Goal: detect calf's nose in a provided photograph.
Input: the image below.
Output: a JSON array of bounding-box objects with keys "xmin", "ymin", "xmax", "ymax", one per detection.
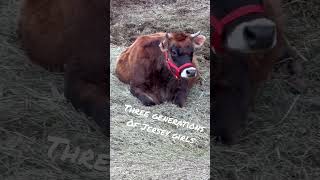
[
  {"xmin": 244, "ymin": 24, "xmax": 276, "ymax": 49},
  {"xmin": 186, "ymin": 69, "xmax": 196, "ymax": 77}
]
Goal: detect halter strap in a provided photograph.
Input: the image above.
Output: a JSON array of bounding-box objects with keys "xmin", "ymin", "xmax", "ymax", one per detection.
[
  {"xmin": 211, "ymin": 5, "xmax": 265, "ymax": 53},
  {"xmin": 163, "ymin": 51, "xmax": 194, "ymax": 79}
]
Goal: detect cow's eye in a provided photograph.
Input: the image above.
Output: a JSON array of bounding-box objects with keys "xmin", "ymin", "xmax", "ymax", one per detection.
[{"xmin": 171, "ymin": 49, "xmax": 178, "ymax": 56}]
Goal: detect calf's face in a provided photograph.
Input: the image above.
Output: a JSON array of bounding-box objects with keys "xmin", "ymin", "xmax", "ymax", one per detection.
[
  {"xmin": 160, "ymin": 32, "xmax": 206, "ymax": 79},
  {"xmin": 211, "ymin": 0, "xmax": 282, "ymax": 144},
  {"xmin": 212, "ymin": 0, "xmax": 277, "ymax": 53}
]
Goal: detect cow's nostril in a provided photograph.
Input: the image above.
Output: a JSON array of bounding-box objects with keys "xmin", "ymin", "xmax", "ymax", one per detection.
[
  {"xmin": 244, "ymin": 26, "xmax": 257, "ymax": 43},
  {"xmin": 244, "ymin": 25, "xmax": 276, "ymax": 49},
  {"xmin": 186, "ymin": 69, "xmax": 196, "ymax": 77}
]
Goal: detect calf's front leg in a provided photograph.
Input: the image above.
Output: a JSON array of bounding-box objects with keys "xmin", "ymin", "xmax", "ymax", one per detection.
[
  {"xmin": 173, "ymin": 89, "xmax": 188, "ymax": 107},
  {"xmin": 129, "ymin": 84, "xmax": 156, "ymax": 106},
  {"xmin": 173, "ymin": 80, "xmax": 189, "ymax": 107},
  {"xmin": 64, "ymin": 61, "xmax": 109, "ymax": 135}
]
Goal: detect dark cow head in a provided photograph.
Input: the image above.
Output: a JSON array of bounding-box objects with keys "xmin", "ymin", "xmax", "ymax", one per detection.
[
  {"xmin": 211, "ymin": 0, "xmax": 281, "ymax": 144},
  {"xmin": 159, "ymin": 32, "xmax": 206, "ymax": 79},
  {"xmin": 211, "ymin": 0, "xmax": 277, "ymax": 54}
]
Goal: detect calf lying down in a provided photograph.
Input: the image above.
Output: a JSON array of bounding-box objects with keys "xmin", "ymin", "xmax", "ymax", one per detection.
[{"xmin": 116, "ymin": 32, "xmax": 206, "ymax": 107}]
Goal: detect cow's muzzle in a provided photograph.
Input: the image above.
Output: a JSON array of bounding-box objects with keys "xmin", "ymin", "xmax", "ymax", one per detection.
[
  {"xmin": 163, "ymin": 51, "xmax": 196, "ymax": 79},
  {"xmin": 227, "ymin": 18, "xmax": 277, "ymax": 52},
  {"xmin": 181, "ymin": 67, "xmax": 197, "ymax": 78},
  {"xmin": 211, "ymin": 5, "xmax": 276, "ymax": 54}
]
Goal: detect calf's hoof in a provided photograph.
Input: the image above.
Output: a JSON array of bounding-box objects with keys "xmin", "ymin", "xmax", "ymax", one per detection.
[
  {"xmin": 173, "ymin": 99, "xmax": 184, "ymax": 108},
  {"xmin": 139, "ymin": 95, "xmax": 156, "ymax": 106},
  {"xmin": 173, "ymin": 93, "xmax": 186, "ymax": 108},
  {"xmin": 214, "ymin": 128, "xmax": 243, "ymax": 145},
  {"xmin": 129, "ymin": 88, "xmax": 156, "ymax": 106}
]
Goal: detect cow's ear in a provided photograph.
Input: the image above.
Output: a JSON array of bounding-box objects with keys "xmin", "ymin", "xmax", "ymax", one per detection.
[
  {"xmin": 193, "ymin": 35, "xmax": 206, "ymax": 48},
  {"xmin": 159, "ymin": 33, "xmax": 172, "ymax": 52},
  {"xmin": 159, "ymin": 41, "xmax": 168, "ymax": 52}
]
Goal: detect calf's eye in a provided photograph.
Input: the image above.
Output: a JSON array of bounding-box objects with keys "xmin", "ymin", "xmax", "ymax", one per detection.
[{"xmin": 171, "ymin": 49, "xmax": 178, "ymax": 56}]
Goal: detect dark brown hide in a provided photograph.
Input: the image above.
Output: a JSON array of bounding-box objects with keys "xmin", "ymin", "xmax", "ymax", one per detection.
[
  {"xmin": 116, "ymin": 32, "xmax": 201, "ymax": 107},
  {"xmin": 19, "ymin": 0, "xmax": 109, "ymax": 134}
]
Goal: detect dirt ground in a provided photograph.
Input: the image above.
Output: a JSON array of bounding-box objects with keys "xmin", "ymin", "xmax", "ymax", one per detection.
[{"xmin": 0, "ymin": 0, "xmax": 319, "ymax": 180}]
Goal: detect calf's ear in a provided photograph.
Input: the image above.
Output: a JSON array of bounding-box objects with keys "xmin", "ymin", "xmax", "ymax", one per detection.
[
  {"xmin": 159, "ymin": 41, "xmax": 168, "ymax": 52},
  {"xmin": 193, "ymin": 35, "xmax": 206, "ymax": 48},
  {"xmin": 159, "ymin": 33, "xmax": 172, "ymax": 52}
]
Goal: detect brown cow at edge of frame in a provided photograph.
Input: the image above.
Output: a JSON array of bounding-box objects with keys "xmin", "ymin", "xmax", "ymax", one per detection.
[
  {"xmin": 211, "ymin": 0, "xmax": 286, "ymax": 144},
  {"xmin": 115, "ymin": 32, "xmax": 206, "ymax": 107},
  {"xmin": 18, "ymin": 0, "xmax": 109, "ymax": 134}
]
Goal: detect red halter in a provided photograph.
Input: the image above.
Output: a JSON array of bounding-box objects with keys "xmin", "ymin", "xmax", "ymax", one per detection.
[
  {"xmin": 211, "ymin": 5, "xmax": 265, "ymax": 53},
  {"xmin": 163, "ymin": 51, "xmax": 194, "ymax": 79}
]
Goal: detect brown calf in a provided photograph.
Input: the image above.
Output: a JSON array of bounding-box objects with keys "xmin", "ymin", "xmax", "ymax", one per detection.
[
  {"xmin": 116, "ymin": 32, "xmax": 206, "ymax": 107},
  {"xmin": 18, "ymin": 0, "xmax": 109, "ymax": 134},
  {"xmin": 211, "ymin": 0, "xmax": 285, "ymax": 144}
]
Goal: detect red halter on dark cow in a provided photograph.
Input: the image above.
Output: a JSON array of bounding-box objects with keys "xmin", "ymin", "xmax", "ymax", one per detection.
[
  {"xmin": 211, "ymin": 5, "xmax": 265, "ymax": 53},
  {"xmin": 163, "ymin": 51, "xmax": 195, "ymax": 79}
]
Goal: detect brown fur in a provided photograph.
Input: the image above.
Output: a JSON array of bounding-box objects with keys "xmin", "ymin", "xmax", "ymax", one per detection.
[
  {"xmin": 18, "ymin": 0, "xmax": 109, "ymax": 134},
  {"xmin": 212, "ymin": 0, "xmax": 285, "ymax": 144},
  {"xmin": 116, "ymin": 32, "xmax": 200, "ymax": 107}
]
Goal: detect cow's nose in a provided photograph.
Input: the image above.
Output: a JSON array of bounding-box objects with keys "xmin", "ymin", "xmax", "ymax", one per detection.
[
  {"xmin": 244, "ymin": 24, "xmax": 276, "ymax": 49},
  {"xmin": 186, "ymin": 69, "xmax": 196, "ymax": 77}
]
